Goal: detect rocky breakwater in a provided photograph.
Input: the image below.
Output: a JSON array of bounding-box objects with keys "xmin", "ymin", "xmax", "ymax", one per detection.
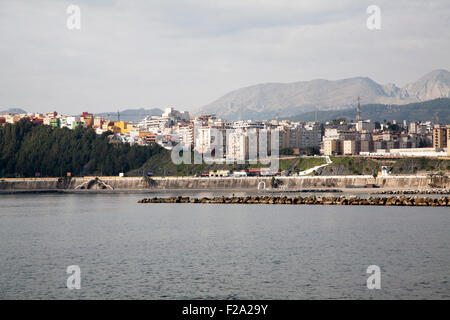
[
  {"xmin": 375, "ymin": 189, "xmax": 450, "ymax": 195},
  {"xmin": 138, "ymin": 195, "xmax": 450, "ymax": 206}
]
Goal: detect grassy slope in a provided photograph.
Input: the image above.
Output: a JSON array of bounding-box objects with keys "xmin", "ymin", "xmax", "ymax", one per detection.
[
  {"xmin": 317, "ymin": 156, "xmax": 450, "ymax": 175},
  {"xmin": 390, "ymin": 157, "xmax": 450, "ymax": 174},
  {"xmin": 278, "ymin": 157, "xmax": 326, "ymax": 172},
  {"xmin": 129, "ymin": 152, "xmax": 450, "ymax": 177},
  {"xmin": 319, "ymin": 157, "xmax": 380, "ymax": 175},
  {"xmin": 127, "ymin": 152, "xmax": 327, "ymax": 177}
]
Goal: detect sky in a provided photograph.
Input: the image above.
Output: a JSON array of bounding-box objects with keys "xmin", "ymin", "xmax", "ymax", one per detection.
[{"xmin": 0, "ymin": 0, "xmax": 449, "ymax": 114}]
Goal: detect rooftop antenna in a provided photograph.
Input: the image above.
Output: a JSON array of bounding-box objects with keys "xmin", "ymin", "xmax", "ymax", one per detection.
[{"xmin": 356, "ymin": 96, "xmax": 361, "ymax": 122}]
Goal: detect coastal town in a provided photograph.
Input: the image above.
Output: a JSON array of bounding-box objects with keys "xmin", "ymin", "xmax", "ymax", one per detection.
[
  {"xmin": 1, "ymin": 102, "xmax": 449, "ymax": 164},
  {"xmin": 1, "ymin": 1, "xmax": 450, "ymax": 304},
  {"xmin": 2, "ymin": 100, "xmax": 448, "ymax": 194}
]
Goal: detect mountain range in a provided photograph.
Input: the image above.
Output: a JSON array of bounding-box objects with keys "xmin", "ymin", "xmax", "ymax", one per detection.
[
  {"xmin": 95, "ymin": 108, "xmax": 163, "ymax": 122},
  {"xmin": 0, "ymin": 108, "xmax": 27, "ymax": 114},
  {"xmin": 1, "ymin": 108, "xmax": 163, "ymax": 122},
  {"xmin": 197, "ymin": 69, "xmax": 450, "ymax": 120}
]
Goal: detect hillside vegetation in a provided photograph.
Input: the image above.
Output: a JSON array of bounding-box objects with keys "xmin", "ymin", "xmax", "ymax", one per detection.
[
  {"xmin": 2, "ymin": 121, "xmax": 448, "ymax": 178},
  {"xmin": 0, "ymin": 119, "xmax": 162, "ymax": 177},
  {"xmin": 129, "ymin": 154, "xmax": 327, "ymax": 176},
  {"xmin": 0, "ymin": 121, "xmax": 330, "ymax": 178},
  {"xmin": 288, "ymin": 98, "xmax": 450, "ymax": 123},
  {"xmin": 316, "ymin": 156, "xmax": 450, "ymax": 176}
]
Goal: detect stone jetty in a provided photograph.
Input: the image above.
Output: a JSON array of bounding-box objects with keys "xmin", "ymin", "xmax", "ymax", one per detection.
[
  {"xmin": 374, "ymin": 189, "xmax": 450, "ymax": 195},
  {"xmin": 269, "ymin": 189, "xmax": 342, "ymax": 193},
  {"xmin": 138, "ymin": 195, "xmax": 450, "ymax": 206}
]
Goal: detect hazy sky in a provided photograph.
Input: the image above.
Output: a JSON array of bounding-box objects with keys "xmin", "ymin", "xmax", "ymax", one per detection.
[{"xmin": 0, "ymin": 0, "xmax": 449, "ymax": 114}]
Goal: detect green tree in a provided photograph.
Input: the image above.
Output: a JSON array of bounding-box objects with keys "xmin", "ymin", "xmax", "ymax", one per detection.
[{"xmin": 0, "ymin": 120, "xmax": 164, "ymax": 177}]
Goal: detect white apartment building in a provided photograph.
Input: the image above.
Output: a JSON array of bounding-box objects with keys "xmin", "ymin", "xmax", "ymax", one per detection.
[
  {"xmin": 162, "ymin": 107, "xmax": 190, "ymax": 122},
  {"xmin": 233, "ymin": 120, "xmax": 265, "ymax": 130},
  {"xmin": 175, "ymin": 125, "xmax": 194, "ymax": 146},
  {"xmin": 55, "ymin": 116, "xmax": 79, "ymax": 130},
  {"xmin": 408, "ymin": 121, "xmax": 433, "ymax": 135},
  {"xmin": 139, "ymin": 107, "xmax": 190, "ymax": 134},
  {"xmin": 226, "ymin": 129, "xmax": 248, "ymax": 162},
  {"xmin": 356, "ymin": 120, "xmax": 375, "ymax": 132},
  {"xmin": 278, "ymin": 122, "xmax": 321, "ymax": 151},
  {"xmin": 299, "ymin": 122, "xmax": 322, "ymax": 149},
  {"xmin": 194, "ymin": 126, "xmax": 226, "ymax": 156},
  {"xmin": 139, "ymin": 116, "xmax": 168, "ymax": 133}
]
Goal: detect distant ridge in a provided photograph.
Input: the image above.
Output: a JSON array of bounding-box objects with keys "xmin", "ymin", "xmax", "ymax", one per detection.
[
  {"xmin": 0, "ymin": 108, "xmax": 27, "ymax": 114},
  {"xmin": 96, "ymin": 108, "xmax": 163, "ymax": 122},
  {"xmin": 197, "ymin": 69, "xmax": 450, "ymax": 120},
  {"xmin": 286, "ymin": 98, "xmax": 450, "ymax": 123}
]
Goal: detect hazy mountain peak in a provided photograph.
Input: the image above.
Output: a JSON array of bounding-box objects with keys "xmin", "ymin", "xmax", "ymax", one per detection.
[
  {"xmin": 95, "ymin": 108, "xmax": 163, "ymax": 122},
  {"xmin": 197, "ymin": 69, "xmax": 450, "ymax": 120},
  {"xmin": 0, "ymin": 108, "xmax": 27, "ymax": 114},
  {"xmin": 405, "ymin": 69, "xmax": 450, "ymax": 101},
  {"xmin": 421, "ymin": 69, "xmax": 450, "ymax": 80}
]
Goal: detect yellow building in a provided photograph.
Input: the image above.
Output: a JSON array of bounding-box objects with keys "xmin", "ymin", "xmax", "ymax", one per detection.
[
  {"xmin": 447, "ymin": 125, "xmax": 450, "ymax": 156},
  {"xmin": 114, "ymin": 121, "xmax": 129, "ymax": 134},
  {"xmin": 323, "ymin": 139, "xmax": 339, "ymax": 156},
  {"xmin": 433, "ymin": 125, "xmax": 447, "ymax": 149},
  {"xmin": 107, "ymin": 123, "xmax": 121, "ymax": 134},
  {"xmin": 102, "ymin": 123, "xmax": 110, "ymax": 131},
  {"xmin": 343, "ymin": 140, "xmax": 357, "ymax": 155}
]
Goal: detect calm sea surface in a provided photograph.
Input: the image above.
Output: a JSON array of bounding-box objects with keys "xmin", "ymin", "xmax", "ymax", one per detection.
[{"xmin": 0, "ymin": 193, "xmax": 449, "ymax": 299}]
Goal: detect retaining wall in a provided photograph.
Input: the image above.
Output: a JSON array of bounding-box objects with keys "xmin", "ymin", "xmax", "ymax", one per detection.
[{"xmin": 0, "ymin": 175, "xmax": 443, "ymax": 191}]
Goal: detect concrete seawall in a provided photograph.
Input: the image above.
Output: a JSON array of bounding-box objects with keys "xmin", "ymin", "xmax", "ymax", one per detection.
[{"xmin": 0, "ymin": 175, "xmax": 446, "ymax": 191}]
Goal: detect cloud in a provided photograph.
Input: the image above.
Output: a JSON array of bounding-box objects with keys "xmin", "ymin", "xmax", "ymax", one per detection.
[{"xmin": 0, "ymin": 0, "xmax": 449, "ymax": 114}]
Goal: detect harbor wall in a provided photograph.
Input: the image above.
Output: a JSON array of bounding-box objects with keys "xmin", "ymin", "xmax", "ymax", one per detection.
[{"xmin": 0, "ymin": 175, "xmax": 444, "ymax": 191}]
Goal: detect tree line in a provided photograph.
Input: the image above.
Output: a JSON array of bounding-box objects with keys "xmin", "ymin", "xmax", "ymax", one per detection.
[{"xmin": 0, "ymin": 119, "xmax": 163, "ymax": 177}]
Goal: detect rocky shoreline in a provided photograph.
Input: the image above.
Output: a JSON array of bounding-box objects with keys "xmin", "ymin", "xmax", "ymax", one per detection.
[
  {"xmin": 268, "ymin": 189, "xmax": 342, "ymax": 193},
  {"xmin": 374, "ymin": 189, "xmax": 450, "ymax": 195},
  {"xmin": 138, "ymin": 195, "xmax": 450, "ymax": 206}
]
